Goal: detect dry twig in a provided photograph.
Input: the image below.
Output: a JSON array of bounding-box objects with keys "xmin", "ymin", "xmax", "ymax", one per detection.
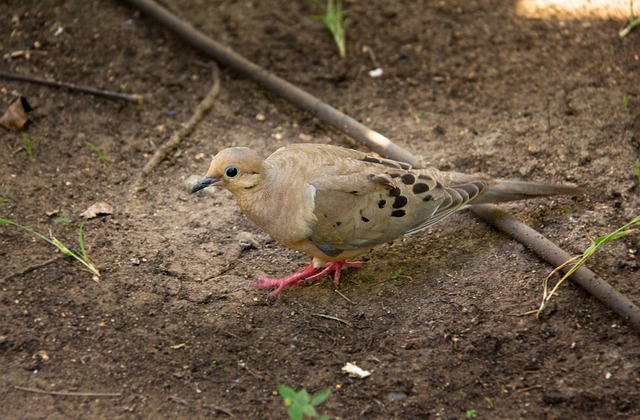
[
  {"xmin": 0, "ymin": 70, "xmax": 144, "ymax": 103},
  {"xmin": 312, "ymin": 313, "xmax": 352, "ymax": 327},
  {"xmin": 130, "ymin": 63, "xmax": 221, "ymax": 195},
  {"xmin": 14, "ymin": 385, "xmax": 121, "ymax": 397},
  {"xmin": 0, "ymin": 256, "xmax": 64, "ymax": 283}
]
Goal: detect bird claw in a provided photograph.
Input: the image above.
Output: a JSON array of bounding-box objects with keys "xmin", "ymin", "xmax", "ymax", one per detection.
[{"xmin": 249, "ymin": 260, "xmax": 364, "ymax": 296}]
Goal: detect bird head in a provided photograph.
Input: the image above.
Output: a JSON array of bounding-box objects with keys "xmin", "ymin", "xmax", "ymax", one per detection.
[{"xmin": 191, "ymin": 147, "xmax": 265, "ymax": 194}]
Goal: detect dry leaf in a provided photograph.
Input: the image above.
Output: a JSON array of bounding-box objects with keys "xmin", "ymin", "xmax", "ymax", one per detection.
[
  {"xmin": 0, "ymin": 96, "xmax": 32, "ymax": 131},
  {"xmin": 81, "ymin": 202, "xmax": 114, "ymax": 219}
]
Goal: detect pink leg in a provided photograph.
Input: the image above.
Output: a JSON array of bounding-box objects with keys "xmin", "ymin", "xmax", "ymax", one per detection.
[
  {"xmin": 250, "ymin": 260, "xmax": 364, "ymax": 296},
  {"xmin": 306, "ymin": 260, "xmax": 363, "ymax": 283}
]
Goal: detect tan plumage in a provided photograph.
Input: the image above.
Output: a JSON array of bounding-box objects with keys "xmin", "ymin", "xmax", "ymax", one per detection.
[{"xmin": 192, "ymin": 143, "xmax": 584, "ymax": 295}]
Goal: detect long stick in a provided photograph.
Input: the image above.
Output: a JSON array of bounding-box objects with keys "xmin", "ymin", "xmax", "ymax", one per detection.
[
  {"xmin": 119, "ymin": 0, "xmax": 640, "ymax": 333},
  {"xmin": 130, "ymin": 64, "xmax": 221, "ymax": 195},
  {"xmin": 0, "ymin": 71, "xmax": 144, "ymax": 103},
  {"xmin": 14, "ymin": 385, "xmax": 121, "ymax": 397}
]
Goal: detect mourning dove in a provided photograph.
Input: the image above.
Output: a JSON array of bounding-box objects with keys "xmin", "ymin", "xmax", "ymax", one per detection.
[{"xmin": 192, "ymin": 143, "xmax": 583, "ymax": 296}]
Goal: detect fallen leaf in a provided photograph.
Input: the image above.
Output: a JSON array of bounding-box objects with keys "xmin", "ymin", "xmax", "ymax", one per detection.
[
  {"xmin": 0, "ymin": 96, "xmax": 32, "ymax": 131},
  {"xmin": 81, "ymin": 202, "xmax": 114, "ymax": 219}
]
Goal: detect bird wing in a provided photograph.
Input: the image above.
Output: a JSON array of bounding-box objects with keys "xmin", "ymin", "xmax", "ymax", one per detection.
[{"xmin": 307, "ymin": 159, "xmax": 487, "ymax": 257}]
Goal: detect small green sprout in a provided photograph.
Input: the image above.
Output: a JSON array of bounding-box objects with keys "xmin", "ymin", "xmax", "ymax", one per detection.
[
  {"xmin": 278, "ymin": 385, "xmax": 332, "ymax": 420},
  {"xmin": 622, "ymin": 93, "xmax": 631, "ymax": 107},
  {"xmin": 0, "ymin": 188, "xmax": 9, "ymax": 206},
  {"xmin": 310, "ymin": 0, "xmax": 349, "ymax": 58},
  {"xmin": 0, "ymin": 218, "xmax": 100, "ymax": 278},
  {"xmin": 466, "ymin": 408, "xmax": 477, "ymax": 418},
  {"xmin": 21, "ymin": 133, "xmax": 42, "ymax": 159},
  {"xmin": 85, "ymin": 141, "xmax": 109, "ymax": 167},
  {"xmin": 620, "ymin": 0, "xmax": 640, "ymax": 37}
]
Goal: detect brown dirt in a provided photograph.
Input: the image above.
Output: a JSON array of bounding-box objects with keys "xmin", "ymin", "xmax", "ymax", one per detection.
[{"xmin": 1, "ymin": 0, "xmax": 639, "ymax": 418}]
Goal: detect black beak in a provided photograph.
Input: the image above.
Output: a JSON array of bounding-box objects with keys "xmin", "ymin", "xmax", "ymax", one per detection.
[{"xmin": 191, "ymin": 177, "xmax": 218, "ymax": 193}]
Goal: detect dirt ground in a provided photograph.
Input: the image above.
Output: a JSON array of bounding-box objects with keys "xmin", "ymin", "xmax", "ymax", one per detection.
[{"xmin": 1, "ymin": 0, "xmax": 639, "ymax": 418}]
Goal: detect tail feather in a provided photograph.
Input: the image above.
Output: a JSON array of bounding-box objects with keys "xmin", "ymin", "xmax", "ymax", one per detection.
[{"xmin": 473, "ymin": 179, "xmax": 585, "ymax": 204}]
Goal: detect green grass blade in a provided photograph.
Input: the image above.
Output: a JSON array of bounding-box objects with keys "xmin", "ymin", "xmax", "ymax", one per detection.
[
  {"xmin": 1, "ymin": 218, "xmax": 62, "ymax": 249},
  {"xmin": 1, "ymin": 218, "xmax": 100, "ymax": 277},
  {"xmin": 78, "ymin": 220, "xmax": 89, "ymax": 261}
]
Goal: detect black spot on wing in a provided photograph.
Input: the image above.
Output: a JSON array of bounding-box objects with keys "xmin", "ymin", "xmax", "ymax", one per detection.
[
  {"xmin": 393, "ymin": 195, "xmax": 408, "ymax": 208},
  {"xmin": 398, "ymin": 162, "xmax": 412, "ymax": 170},
  {"xmin": 389, "ymin": 173, "xmax": 401, "ymax": 179},
  {"xmin": 418, "ymin": 174, "xmax": 432, "ymax": 180},
  {"xmin": 389, "ymin": 187, "xmax": 402, "ymax": 197},
  {"xmin": 413, "ymin": 183, "xmax": 430, "ymax": 194},
  {"xmin": 361, "ymin": 216, "xmax": 370, "ymax": 222},
  {"xmin": 401, "ymin": 174, "xmax": 416, "ymax": 185},
  {"xmin": 378, "ymin": 199, "xmax": 386, "ymax": 208},
  {"xmin": 391, "ymin": 210, "xmax": 406, "ymax": 217}
]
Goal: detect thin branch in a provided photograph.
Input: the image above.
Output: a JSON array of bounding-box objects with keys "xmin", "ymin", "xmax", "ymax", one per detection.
[
  {"xmin": 312, "ymin": 313, "xmax": 353, "ymax": 327},
  {"xmin": 0, "ymin": 256, "xmax": 64, "ymax": 283},
  {"xmin": 14, "ymin": 385, "xmax": 121, "ymax": 397},
  {"xmin": 334, "ymin": 288, "xmax": 354, "ymax": 304},
  {"xmin": 0, "ymin": 70, "xmax": 144, "ymax": 103},
  {"xmin": 130, "ymin": 63, "xmax": 221, "ymax": 195}
]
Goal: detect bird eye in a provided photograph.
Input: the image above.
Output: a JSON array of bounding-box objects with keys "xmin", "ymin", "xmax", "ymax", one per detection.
[{"xmin": 223, "ymin": 166, "xmax": 240, "ymax": 179}]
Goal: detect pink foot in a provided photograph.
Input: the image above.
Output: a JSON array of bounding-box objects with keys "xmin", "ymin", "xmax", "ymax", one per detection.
[{"xmin": 249, "ymin": 260, "xmax": 364, "ymax": 296}]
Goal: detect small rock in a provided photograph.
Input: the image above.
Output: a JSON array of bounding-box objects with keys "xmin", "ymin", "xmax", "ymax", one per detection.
[
  {"xmin": 387, "ymin": 392, "xmax": 408, "ymax": 402},
  {"xmin": 235, "ymin": 231, "xmax": 260, "ymax": 250},
  {"xmin": 255, "ymin": 113, "xmax": 265, "ymax": 122},
  {"xmin": 369, "ymin": 68, "xmax": 384, "ymax": 78}
]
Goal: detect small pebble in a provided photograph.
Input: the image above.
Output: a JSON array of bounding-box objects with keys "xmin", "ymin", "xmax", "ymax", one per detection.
[
  {"xmin": 387, "ymin": 392, "xmax": 407, "ymax": 402},
  {"xmin": 369, "ymin": 68, "xmax": 384, "ymax": 77}
]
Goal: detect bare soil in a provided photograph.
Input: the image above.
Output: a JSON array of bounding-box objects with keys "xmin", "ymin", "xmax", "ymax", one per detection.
[{"xmin": 1, "ymin": 0, "xmax": 639, "ymax": 418}]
